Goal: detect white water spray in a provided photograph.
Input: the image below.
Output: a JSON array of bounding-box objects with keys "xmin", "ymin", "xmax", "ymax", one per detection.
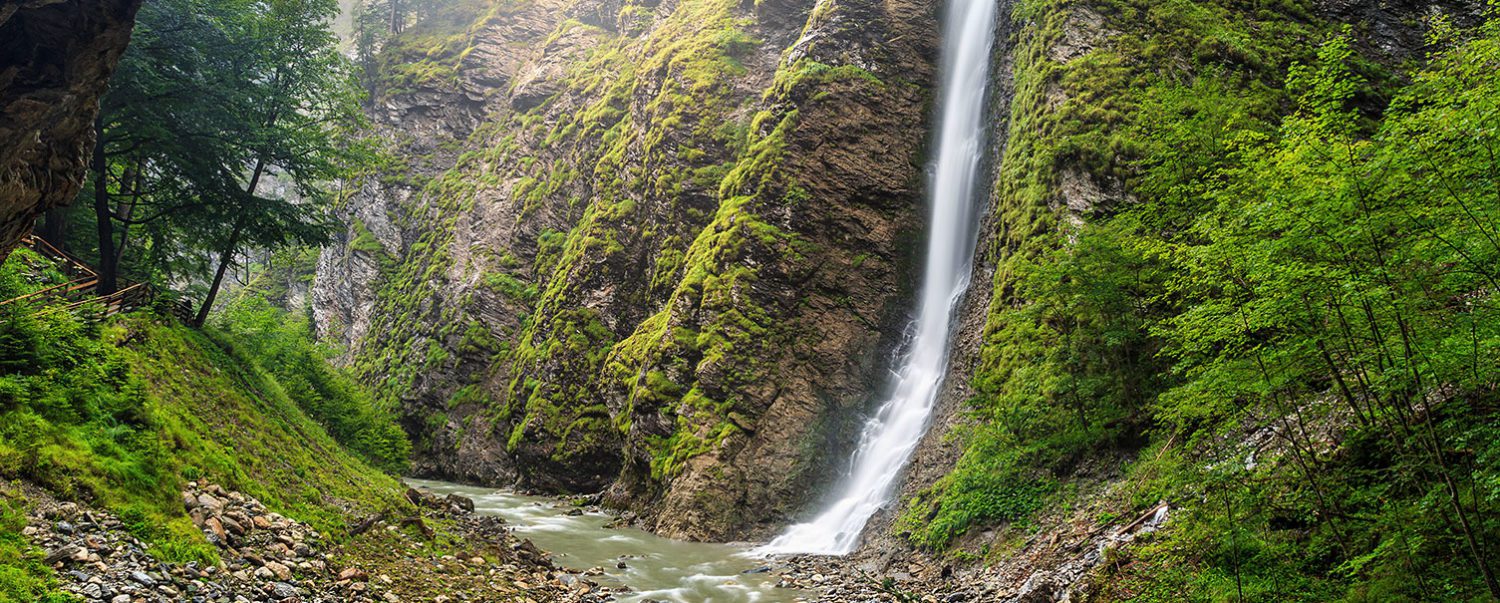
[{"xmin": 757, "ymin": 0, "xmax": 996, "ymax": 557}]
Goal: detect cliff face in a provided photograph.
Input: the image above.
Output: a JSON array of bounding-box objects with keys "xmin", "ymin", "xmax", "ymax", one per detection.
[
  {"xmin": 316, "ymin": 0, "xmax": 940, "ymax": 539},
  {"xmin": 0, "ymin": 0, "xmax": 141, "ymax": 258},
  {"xmin": 324, "ymin": 0, "xmax": 1482, "ymax": 564},
  {"xmin": 869, "ymin": 0, "xmax": 1491, "ymax": 598}
]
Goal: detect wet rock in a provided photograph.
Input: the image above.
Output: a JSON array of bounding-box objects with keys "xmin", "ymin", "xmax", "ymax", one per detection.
[{"xmin": 446, "ymin": 494, "xmax": 475, "ymax": 513}]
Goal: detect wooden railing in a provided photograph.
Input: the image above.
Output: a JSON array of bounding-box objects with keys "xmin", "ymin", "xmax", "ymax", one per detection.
[{"xmin": 1, "ymin": 235, "xmax": 197, "ymax": 323}]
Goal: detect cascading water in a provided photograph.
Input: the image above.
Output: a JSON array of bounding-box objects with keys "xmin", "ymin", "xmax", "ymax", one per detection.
[{"xmin": 757, "ymin": 0, "xmax": 997, "ymax": 556}]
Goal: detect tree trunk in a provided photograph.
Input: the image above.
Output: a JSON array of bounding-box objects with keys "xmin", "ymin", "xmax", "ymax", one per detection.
[
  {"xmin": 196, "ymin": 217, "xmax": 243, "ymax": 326},
  {"xmin": 113, "ymin": 158, "xmax": 142, "ymax": 267},
  {"xmin": 91, "ymin": 115, "xmax": 118, "ymax": 295},
  {"xmin": 194, "ymin": 158, "xmax": 266, "ymax": 326},
  {"xmin": 39, "ymin": 207, "xmax": 67, "ymax": 250}
]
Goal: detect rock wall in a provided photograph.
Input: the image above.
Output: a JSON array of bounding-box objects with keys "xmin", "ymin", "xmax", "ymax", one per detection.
[
  {"xmin": 0, "ymin": 0, "xmax": 140, "ymax": 258},
  {"xmin": 867, "ymin": 0, "xmax": 1489, "ymax": 594},
  {"xmin": 316, "ymin": 0, "xmax": 942, "ymax": 540}
]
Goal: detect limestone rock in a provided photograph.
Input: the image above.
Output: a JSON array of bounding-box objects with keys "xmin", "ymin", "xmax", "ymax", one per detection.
[{"xmin": 0, "ymin": 0, "xmax": 142, "ymax": 258}]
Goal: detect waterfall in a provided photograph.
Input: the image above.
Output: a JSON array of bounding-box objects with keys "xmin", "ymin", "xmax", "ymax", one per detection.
[{"xmin": 757, "ymin": 0, "xmax": 996, "ymax": 556}]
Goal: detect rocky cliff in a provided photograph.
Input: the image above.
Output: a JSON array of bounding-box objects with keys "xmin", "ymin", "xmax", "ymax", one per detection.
[
  {"xmin": 322, "ymin": 0, "xmax": 1487, "ymax": 580},
  {"xmin": 316, "ymin": 0, "xmax": 941, "ymax": 540},
  {"xmin": 0, "ymin": 0, "xmax": 140, "ymax": 258},
  {"xmin": 869, "ymin": 0, "xmax": 1491, "ymax": 599}
]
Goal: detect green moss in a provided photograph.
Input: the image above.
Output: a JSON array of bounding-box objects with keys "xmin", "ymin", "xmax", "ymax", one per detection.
[
  {"xmin": 373, "ymin": 0, "xmax": 524, "ymax": 96},
  {"xmin": 907, "ymin": 0, "xmax": 1321, "ymax": 554},
  {"xmin": 482, "ymin": 272, "xmax": 538, "ymax": 302}
]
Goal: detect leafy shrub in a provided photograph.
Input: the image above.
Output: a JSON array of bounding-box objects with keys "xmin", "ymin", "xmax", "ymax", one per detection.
[{"xmin": 212, "ymin": 296, "xmax": 411, "ymax": 472}]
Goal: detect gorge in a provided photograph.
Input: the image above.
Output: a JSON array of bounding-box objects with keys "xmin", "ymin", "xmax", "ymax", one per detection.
[
  {"xmin": 2, "ymin": 0, "xmax": 1500, "ymax": 601},
  {"xmin": 761, "ymin": 0, "xmax": 996, "ymax": 556}
]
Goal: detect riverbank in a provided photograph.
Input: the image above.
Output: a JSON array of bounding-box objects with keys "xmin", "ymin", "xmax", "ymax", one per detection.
[{"xmin": 11, "ymin": 479, "xmax": 600, "ymax": 603}]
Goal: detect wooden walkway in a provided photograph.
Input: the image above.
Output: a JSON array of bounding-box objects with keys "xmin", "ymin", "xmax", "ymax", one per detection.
[{"xmin": 1, "ymin": 235, "xmax": 195, "ymax": 322}]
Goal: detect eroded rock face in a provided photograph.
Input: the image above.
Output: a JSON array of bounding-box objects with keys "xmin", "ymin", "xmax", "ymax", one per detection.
[
  {"xmin": 315, "ymin": 0, "xmax": 941, "ymax": 539},
  {"xmin": 0, "ymin": 0, "xmax": 140, "ymax": 258}
]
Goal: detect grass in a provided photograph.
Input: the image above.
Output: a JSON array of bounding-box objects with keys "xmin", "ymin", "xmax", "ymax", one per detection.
[{"xmin": 0, "ymin": 249, "xmax": 414, "ymax": 596}]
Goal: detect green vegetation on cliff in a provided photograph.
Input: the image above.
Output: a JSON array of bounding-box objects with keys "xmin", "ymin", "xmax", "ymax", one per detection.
[
  {"xmin": 905, "ymin": 1, "xmax": 1500, "ymax": 599},
  {"xmin": 350, "ymin": 0, "xmax": 895, "ymax": 503}
]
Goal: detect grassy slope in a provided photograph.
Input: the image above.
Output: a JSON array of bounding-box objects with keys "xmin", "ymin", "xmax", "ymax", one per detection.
[{"xmin": 0, "ymin": 249, "xmax": 411, "ymax": 602}]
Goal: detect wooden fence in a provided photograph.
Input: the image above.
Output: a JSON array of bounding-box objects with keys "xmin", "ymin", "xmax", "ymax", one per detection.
[{"xmin": 0, "ymin": 235, "xmax": 197, "ymax": 323}]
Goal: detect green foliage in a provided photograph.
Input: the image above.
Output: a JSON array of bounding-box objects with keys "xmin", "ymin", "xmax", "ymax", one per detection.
[
  {"xmin": 925, "ymin": 2, "xmax": 1500, "ymax": 599},
  {"xmin": 87, "ymin": 0, "xmax": 369, "ymax": 318},
  {"xmin": 1122, "ymin": 29, "xmax": 1500, "ymax": 599},
  {"xmin": 213, "ymin": 296, "xmax": 411, "ymax": 472},
  {"xmin": 0, "ymin": 252, "xmax": 407, "ymax": 567}
]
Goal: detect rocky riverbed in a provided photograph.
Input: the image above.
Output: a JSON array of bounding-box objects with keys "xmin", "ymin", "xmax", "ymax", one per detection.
[
  {"xmin": 20, "ymin": 481, "xmax": 604, "ymax": 603},
  {"xmin": 19, "ymin": 473, "xmax": 1170, "ymax": 602}
]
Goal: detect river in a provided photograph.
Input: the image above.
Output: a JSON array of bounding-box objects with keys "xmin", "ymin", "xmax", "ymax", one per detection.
[{"xmin": 406, "ymin": 479, "xmax": 813, "ymax": 603}]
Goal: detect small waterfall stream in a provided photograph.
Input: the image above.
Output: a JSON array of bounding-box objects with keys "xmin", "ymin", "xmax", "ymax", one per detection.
[{"xmin": 758, "ymin": 0, "xmax": 997, "ymax": 556}]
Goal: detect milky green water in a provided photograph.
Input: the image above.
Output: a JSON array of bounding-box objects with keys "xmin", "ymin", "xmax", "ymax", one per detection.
[{"xmin": 406, "ymin": 479, "xmax": 812, "ymax": 603}]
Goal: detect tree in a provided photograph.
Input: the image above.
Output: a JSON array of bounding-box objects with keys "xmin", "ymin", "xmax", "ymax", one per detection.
[
  {"xmin": 80, "ymin": 0, "xmax": 365, "ymax": 322},
  {"xmin": 188, "ymin": 0, "xmax": 364, "ymax": 324}
]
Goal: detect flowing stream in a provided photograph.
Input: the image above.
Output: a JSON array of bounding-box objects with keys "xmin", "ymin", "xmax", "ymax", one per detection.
[
  {"xmin": 758, "ymin": 0, "xmax": 997, "ymax": 557},
  {"xmin": 407, "ymin": 479, "xmax": 808, "ymax": 603}
]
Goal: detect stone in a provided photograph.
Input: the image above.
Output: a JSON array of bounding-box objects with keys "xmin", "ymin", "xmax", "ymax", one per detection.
[
  {"xmin": 205, "ymin": 516, "xmax": 226, "ymax": 541},
  {"xmin": 264, "ymin": 561, "xmax": 293, "ymax": 581},
  {"xmin": 338, "ymin": 567, "xmax": 367, "ymax": 581},
  {"xmin": 129, "ymin": 570, "xmax": 156, "ymax": 586},
  {"xmin": 269, "ymin": 582, "xmax": 299, "ymax": 600},
  {"xmin": 446, "ymin": 494, "xmax": 475, "ymax": 513},
  {"xmin": 44, "ymin": 545, "xmax": 80, "ymax": 565},
  {"xmin": 221, "ymin": 516, "xmax": 245, "ymax": 536},
  {"xmin": 196, "ymin": 494, "xmax": 222, "ymax": 512}
]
